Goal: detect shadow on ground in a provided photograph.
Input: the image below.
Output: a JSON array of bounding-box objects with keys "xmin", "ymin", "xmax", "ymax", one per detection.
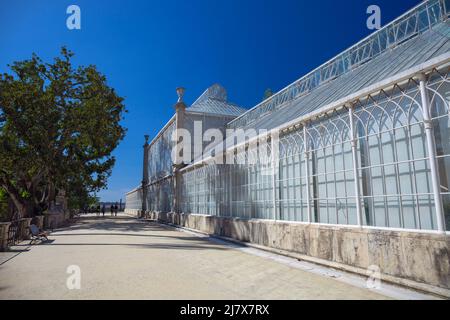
[{"xmin": 39, "ymin": 215, "xmax": 235, "ymax": 252}]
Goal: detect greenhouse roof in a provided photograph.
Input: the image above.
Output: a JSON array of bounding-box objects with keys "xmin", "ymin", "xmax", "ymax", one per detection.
[
  {"xmin": 228, "ymin": 0, "xmax": 450, "ymax": 131},
  {"xmin": 187, "ymin": 84, "xmax": 247, "ymax": 117}
]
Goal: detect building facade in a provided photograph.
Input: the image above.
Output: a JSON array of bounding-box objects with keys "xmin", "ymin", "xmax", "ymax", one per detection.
[
  {"xmin": 127, "ymin": 0, "xmax": 450, "ymax": 295},
  {"xmin": 125, "ymin": 84, "xmax": 247, "ymax": 216}
]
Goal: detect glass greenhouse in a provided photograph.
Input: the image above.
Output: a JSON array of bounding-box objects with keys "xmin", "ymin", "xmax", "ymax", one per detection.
[{"xmin": 127, "ymin": 0, "xmax": 450, "ymax": 233}]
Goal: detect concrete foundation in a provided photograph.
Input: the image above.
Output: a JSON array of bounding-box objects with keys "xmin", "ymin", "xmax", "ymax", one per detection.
[{"xmin": 151, "ymin": 212, "xmax": 450, "ymax": 297}]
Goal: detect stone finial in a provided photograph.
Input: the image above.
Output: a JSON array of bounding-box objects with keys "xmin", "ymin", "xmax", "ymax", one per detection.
[
  {"xmin": 144, "ymin": 135, "xmax": 149, "ymax": 145},
  {"xmin": 176, "ymin": 87, "xmax": 185, "ymax": 103}
]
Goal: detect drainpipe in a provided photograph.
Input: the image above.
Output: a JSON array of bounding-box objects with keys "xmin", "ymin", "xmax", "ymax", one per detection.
[
  {"xmin": 141, "ymin": 135, "xmax": 149, "ymax": 218},
  {"xmin": 173, "ymin": 87, "xmax": 187, "ymax": 214},
  {"xmin": 418, "ymin": 73, "xmax": 446, "ymax": 233},
  {"xmin": 348, "ymin": 104, "xmax": 363, "ymax": 227},
  {"xmin": 303, "ymin": 125, "xmax": 312, "ymax": 223},
  {"xmin": 271, "ymin": 131, "xmax": 279, "ymax": 221}
]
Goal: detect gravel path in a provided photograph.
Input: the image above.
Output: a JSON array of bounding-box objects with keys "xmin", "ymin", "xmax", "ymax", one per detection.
[{"xmin": 0, "ymin": 214, "xmax": 396, "ymax": 299}]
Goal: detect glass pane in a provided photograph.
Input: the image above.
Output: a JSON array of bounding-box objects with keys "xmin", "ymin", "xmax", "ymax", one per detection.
[{"xmin": 418, "ymin": 195, "xmax": 436, "ymax": 230}]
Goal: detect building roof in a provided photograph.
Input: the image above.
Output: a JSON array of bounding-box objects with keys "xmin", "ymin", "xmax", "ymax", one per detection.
[
  {"xmin": 228, "ymin": 0, "xmax": 450, "ymax": 131},
  {"xmin": 187, "ymin": 84, "xmax": 247, "ymax": 117}
]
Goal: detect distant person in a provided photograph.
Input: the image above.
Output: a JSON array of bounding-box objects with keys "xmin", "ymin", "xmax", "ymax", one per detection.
[
  {"xmin": 96, "ymin": 205, "xmax": 101, "ymax": 216},
  {"xmin": 114, "ymin": 203, "xmax": 118, "ymax": 216},
  {"xmin": 110, "ymin": 204, "xmax": 114, "ymax": 216},
  {"xmin": 102, "ymin": 204, "xmax": 106, "ymax": 217}
]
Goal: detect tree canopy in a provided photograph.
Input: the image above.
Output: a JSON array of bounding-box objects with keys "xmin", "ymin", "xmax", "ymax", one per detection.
[{"xmin": 0, "ymin": 47, "xmax": 127, "ymax": 218}]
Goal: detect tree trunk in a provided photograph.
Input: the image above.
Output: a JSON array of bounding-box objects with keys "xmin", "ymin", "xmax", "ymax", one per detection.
[
  {"xmin": 7, "ymin": 192, "xmax": 27, "ymax": 219},
  {"xmin": 1, "ymin": 181, "xmax": 31, "ymax": 219}
]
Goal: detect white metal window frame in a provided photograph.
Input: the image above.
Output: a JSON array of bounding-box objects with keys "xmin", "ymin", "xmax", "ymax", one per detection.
[{"xmin": 177, "ymin": 53, "xmax": 450, "ymax": 234}]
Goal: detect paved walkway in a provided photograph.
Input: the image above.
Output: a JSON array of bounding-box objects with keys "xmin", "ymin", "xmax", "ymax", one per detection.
[{"xmin": 0, "ymin": 214, "xmax": 434, "ymax": 299}]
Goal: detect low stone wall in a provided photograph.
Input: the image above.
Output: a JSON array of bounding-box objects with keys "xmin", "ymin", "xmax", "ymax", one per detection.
[
  {"xmin": 44, "ymin": 213, "xmax": 65, "ymax": 229},
  {"xmin": 0, "ymin": 213, "xmax": 71, "ymax": 251},
  {"xmin": 18, "ymin": 218, "xmax": 32, "ymax": 240},
  {"xmin": 155, "ymin": 212, "xmax": 450, "ymax": 295},
  {"xmin": 124, "ymin": 209, "xmax": 141, "ymax": 217},
  {"xmin": 0, "ymin": 222, "xmax": 11, "ymax": 251}
]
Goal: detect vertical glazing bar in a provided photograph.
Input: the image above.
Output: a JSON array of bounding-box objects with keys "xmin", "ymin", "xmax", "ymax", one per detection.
[
  {"xmin": 271, "ymin": 133, "xmax": 278, "ymax": 221},
  {"xmin": 418, "ymin": 73, "xmax": 446, "ymax": 232},
  {"xmin": 303, "ymin": 125, "xmax": 312, "ymax": 222},
  {"xmin": 444, "ymin": 0, "xmax": 450, "ymax": 16},
  {"xmin": 348, "ymin": 105, "xmax": 364, "ymax": 226}
]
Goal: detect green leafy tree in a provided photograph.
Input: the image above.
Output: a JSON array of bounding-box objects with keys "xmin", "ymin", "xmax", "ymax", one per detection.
[
  {"xmin": 0, "ymin": 47, "xmax": 127, "ymax": 218},
  {"xmin": 0, "ymin": 188, "xmax": 11, "ymax": 221}
]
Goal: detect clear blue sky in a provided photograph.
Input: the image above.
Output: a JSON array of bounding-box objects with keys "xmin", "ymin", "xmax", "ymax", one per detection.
[{"xmin": 0, "ymin": 0, "xmax": 421, "ymax": 202}]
